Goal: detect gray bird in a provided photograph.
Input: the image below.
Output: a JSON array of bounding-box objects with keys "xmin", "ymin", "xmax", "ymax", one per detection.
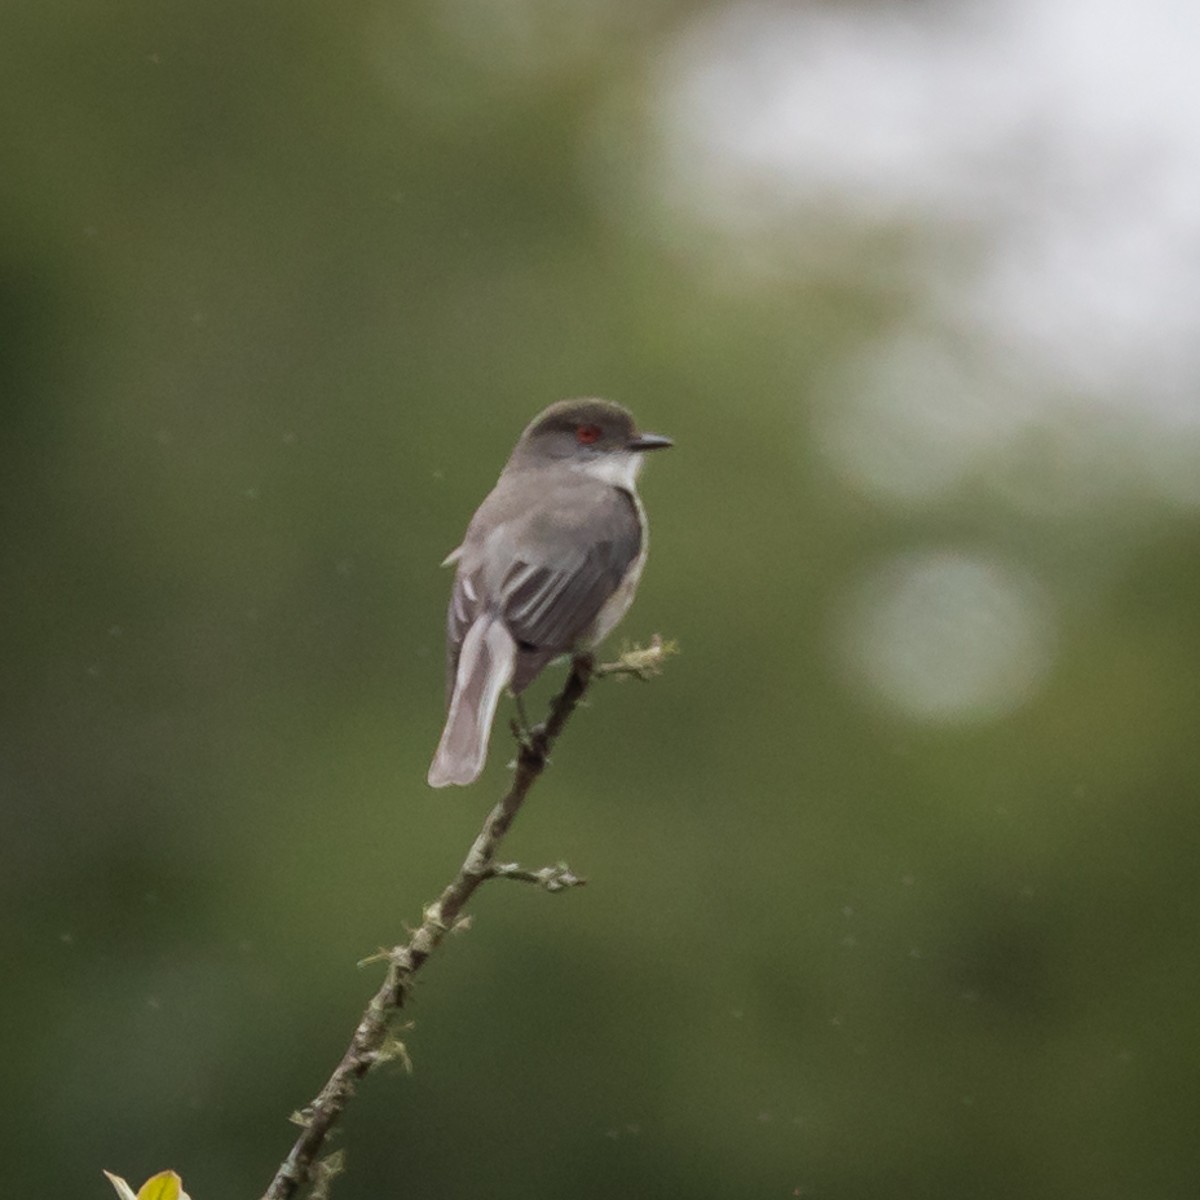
[{"xmin": 427, "ymin": 398, "xmax": 672, "ymax": 787}]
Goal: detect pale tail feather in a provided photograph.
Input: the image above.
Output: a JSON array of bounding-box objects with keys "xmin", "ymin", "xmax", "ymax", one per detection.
[{"xmin": 427, "ymin": 617, "xmax": 516, "ymax": 788}]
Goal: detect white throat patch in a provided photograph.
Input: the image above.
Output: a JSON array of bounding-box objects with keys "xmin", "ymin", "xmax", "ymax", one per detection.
[{"xmin": 576, "ymin": 450, "xmax": 643, "ymax": 492}]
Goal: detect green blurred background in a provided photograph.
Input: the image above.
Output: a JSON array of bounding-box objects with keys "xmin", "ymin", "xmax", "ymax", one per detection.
[{"xmin": 6, "ymin": 1, "xmax": 1200, "ymax": 1197}]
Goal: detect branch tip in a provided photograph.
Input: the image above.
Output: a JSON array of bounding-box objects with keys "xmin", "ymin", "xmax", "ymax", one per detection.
[
  {"xmin": 488, "ymin": 861, "xmax": 587, "ymax": 891},
  {"xmin": 595, "ymin": 634, "xmax": 678, "ymax": 681}
]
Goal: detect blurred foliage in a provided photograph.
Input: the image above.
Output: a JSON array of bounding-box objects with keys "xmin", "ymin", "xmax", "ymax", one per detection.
[{"xmin": 3, "ymin": 3, "xmax": 1199, "ymax": 1199}]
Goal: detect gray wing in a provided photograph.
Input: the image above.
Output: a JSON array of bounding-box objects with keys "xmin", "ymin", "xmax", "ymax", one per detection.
[
  {"xmin": 443, "ymin": 477, "xmax": 642, "ymax": 700},
  {"xmin": 502, "ymin": 520, "xmax": 640, "ymax": 650}
]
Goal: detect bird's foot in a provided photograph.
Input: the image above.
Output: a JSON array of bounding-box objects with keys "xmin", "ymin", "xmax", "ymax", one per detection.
[{"xmin": 509, "ymin": 693, "xmax": 538, "ymax": 752}]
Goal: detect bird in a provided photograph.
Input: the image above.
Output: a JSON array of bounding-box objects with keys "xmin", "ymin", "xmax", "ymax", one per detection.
[{"xmin": 427, "ymin": 398, "xmax": 672, "ymax": 787}]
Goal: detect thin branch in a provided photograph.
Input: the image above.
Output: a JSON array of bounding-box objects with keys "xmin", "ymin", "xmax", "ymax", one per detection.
[
  {"xmin": 260, "ymin": 646, "xmax": 642, "ymax": 1200},
  {"xmin": 487, "ymin": 861, "xmax": 588, "ymax": 891}
]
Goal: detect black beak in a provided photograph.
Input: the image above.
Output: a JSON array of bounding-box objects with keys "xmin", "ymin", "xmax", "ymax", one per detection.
[{"xmin": 627, "ymin": 431, "xmax": 673, "ymax": 452}]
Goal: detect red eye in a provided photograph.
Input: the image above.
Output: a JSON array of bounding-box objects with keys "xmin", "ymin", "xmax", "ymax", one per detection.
[{"xmin": 576, "ymin": 424, "xmax": 602, "ymax": 445}]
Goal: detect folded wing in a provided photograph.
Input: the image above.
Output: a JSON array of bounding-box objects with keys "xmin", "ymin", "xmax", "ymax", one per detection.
[{"xmin": 444, "ymin": 479, "xmax": 642, "ymax": 699}]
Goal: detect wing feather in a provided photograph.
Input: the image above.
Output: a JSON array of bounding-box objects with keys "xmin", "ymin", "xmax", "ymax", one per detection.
[{"xmin": 441, "ymin": 472, "xmax": 642, "ymax": 703}]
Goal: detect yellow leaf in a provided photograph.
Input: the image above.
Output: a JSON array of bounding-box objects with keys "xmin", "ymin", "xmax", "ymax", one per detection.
[
  {"xmin": 137, "ymin": 1171, "xmax": 190, "ymax": 1200},
  {"xmin": 103, "ymin": 1170, "xmax": 191, "ymax": 1200}
]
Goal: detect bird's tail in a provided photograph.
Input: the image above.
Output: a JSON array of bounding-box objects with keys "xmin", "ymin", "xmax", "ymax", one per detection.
[{"xmin": 427, "ymin": 617, "xmax": 517, "ymax": 788}]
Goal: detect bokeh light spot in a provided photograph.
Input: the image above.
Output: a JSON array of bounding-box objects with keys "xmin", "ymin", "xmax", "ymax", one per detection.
[{"xmin": 840, "ymin": 550, "xmax": 1056, "ymax": 723}]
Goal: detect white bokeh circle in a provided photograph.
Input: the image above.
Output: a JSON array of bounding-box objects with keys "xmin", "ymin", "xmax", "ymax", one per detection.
[{"xmin": 839, "ymin": 550, "xmax": 1056, "ymax": 723}]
